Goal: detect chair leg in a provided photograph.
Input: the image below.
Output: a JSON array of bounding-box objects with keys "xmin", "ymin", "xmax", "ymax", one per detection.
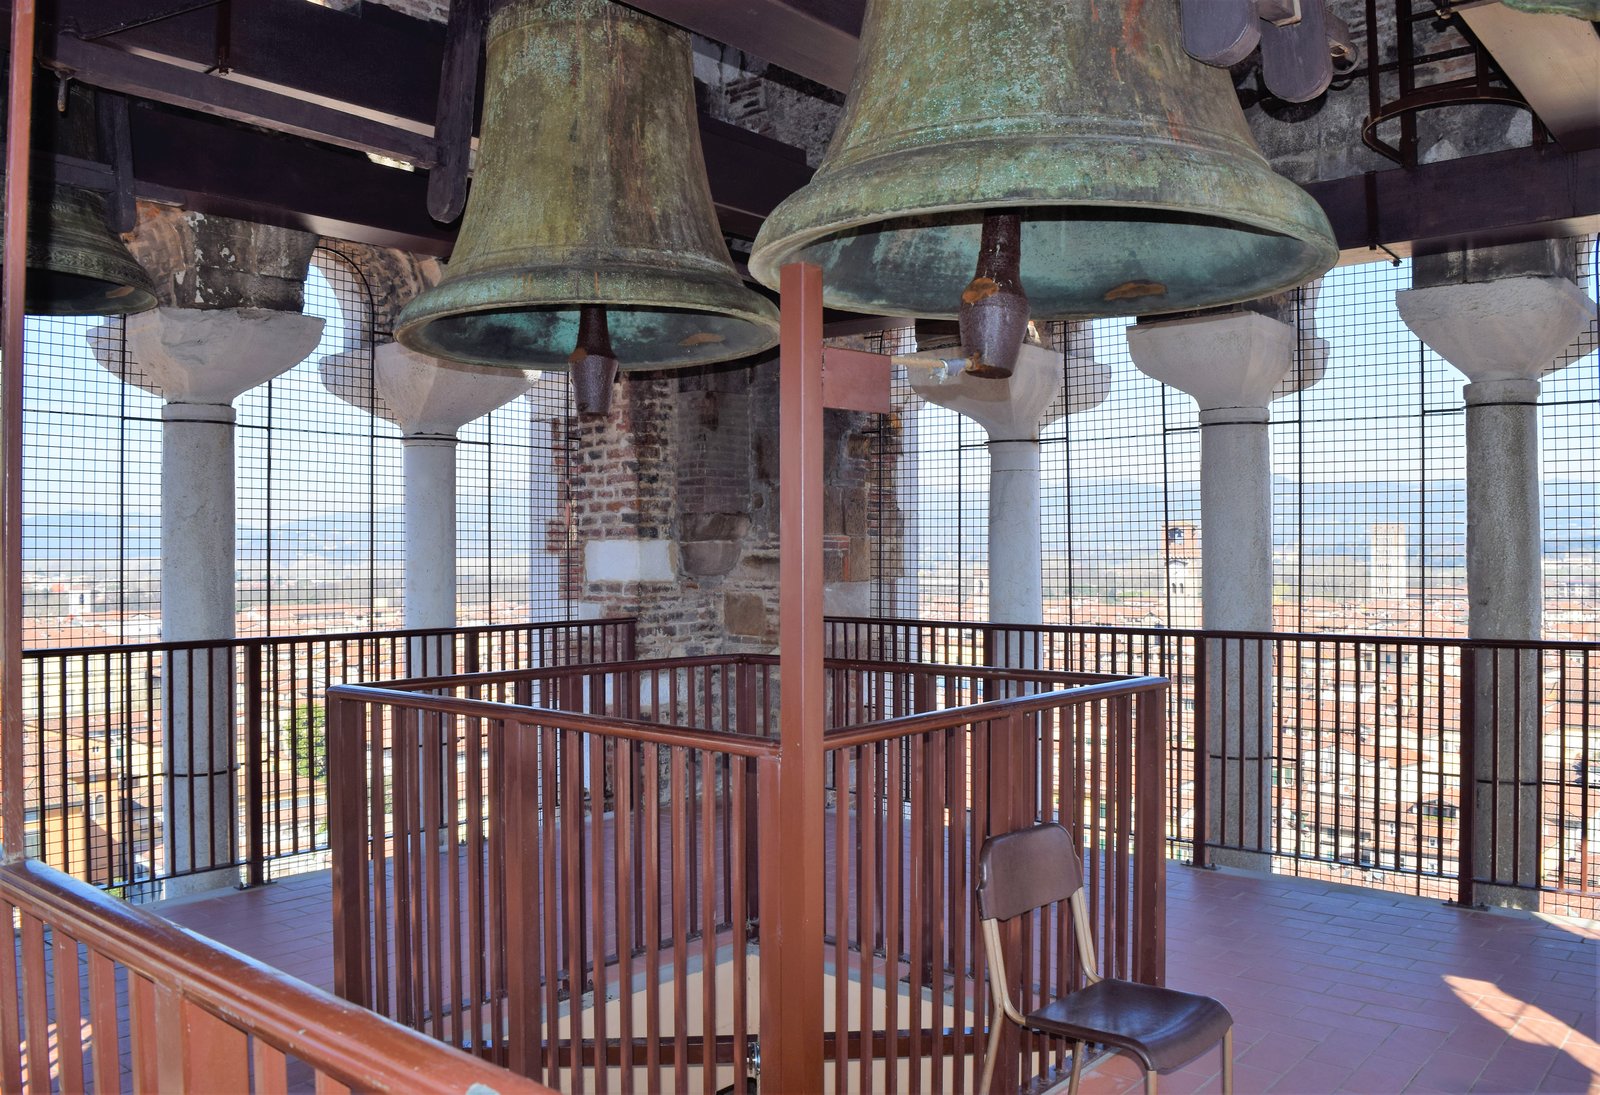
[
  {"xmin": 1067, "ymin": 1040, "xmax": 1086, "ymax": 1095},
  {"xmin": 1144, "ymin": 1069, "xmax": 1158, "ymax": 1095},
  {"xmin": 1221, "ymin": 1028, "xmax": 1233, "ymax": 1095},
  {"xmin": 979, "ymin": 1012, "xmax": 1006, "ymax": 1095}
]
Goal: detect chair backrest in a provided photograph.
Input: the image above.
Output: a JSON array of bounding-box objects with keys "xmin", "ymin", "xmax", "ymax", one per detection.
[{"xmin": 975, "ymin": 822, "xmax": 1084, "ymax": 922}]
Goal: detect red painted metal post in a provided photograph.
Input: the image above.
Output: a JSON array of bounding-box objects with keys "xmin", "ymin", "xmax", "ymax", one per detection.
[
  {"xmin": 1134, "ymin": 687, "xmax": 1168, "ymax": 986},
  {"xmin": 1, "ymin": 0, "xmax": 37, "ymax": 861},
  {"xmin": 760, "ymin": 262, "xmax": 826, "ymax": 1094},
  {"xmin": 986, "ymin": 711, "xmax": 1027, "ymax": 1093}
]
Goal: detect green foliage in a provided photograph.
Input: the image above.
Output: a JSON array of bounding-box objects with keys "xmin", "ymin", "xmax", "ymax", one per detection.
[{"xmin": 284, "ymin": 703, "xmax": 327, "ymax": 782}]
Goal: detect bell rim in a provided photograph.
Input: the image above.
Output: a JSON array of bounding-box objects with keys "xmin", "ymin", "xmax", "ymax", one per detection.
[
  {"xmin": 395, "ymin": 265, "xmax": 780, "ymax": 372},
  {"xmin": 748, "ymin": 133, "xmax": 1338, "ymax": 314}
]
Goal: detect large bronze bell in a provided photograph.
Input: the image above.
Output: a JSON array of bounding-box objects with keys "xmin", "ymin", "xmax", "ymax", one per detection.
[
  {"xmin": 396, "ymin": 0, "xmax": 779, "ymax": 381},
  {"xmin": 748, "ymin": 0, "xmax": 1336, "ymax": 366},
  {"xmin": 9, "ymin": 84, "xmax": 156, "ymax": 316},
  {"xmin": 24, "ymin": 185, "xmax": 157, "ymax": 316}
]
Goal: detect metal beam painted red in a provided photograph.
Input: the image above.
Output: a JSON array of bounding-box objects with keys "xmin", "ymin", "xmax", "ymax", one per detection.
[
  {"xmin": 762, "ymin": 262, "xmax": 826, "ymax": 1092},
  {"xmin": 2, "ymin": 0, "xmax": 35, "ymax": 861}
]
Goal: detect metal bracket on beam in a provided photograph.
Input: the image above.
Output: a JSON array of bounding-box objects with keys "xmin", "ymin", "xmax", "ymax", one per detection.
[{"xmin": 819, "ymin": 346, "xmax": 892, "ymax": 414}]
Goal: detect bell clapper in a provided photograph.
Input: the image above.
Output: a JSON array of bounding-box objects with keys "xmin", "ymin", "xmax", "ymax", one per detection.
[
  {"xmin": 570, "ymin": 304, "xmax": 621, "ymax": 417},
  {"xmin": 959, "ymin": 212, "xmax": 1030, "ymax": 379}
]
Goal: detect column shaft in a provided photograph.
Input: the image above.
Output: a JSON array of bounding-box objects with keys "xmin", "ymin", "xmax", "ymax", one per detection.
[
  {"xmin": 161, "ymin": 402, "xmax": 238, "ymax": 890},
  {"xmin": 403, "ymin": 436, "xmax": 459, "ymax": 676},
  {"xmin": 1465, "ymin": 379, "xmax": 1543, "ymax": 903}
]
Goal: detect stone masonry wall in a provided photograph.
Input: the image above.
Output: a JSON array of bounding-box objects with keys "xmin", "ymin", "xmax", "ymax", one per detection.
[{"xmin": 550, "ymin": 350, "xmax": 887, "ymax": 658}]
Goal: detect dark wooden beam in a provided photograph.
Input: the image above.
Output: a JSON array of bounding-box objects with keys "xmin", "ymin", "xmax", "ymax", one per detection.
[
  {"xmin": 46, "ymin": 0, "xmax": 445, "ymax": 125},
  {"xmin": 620, "ymin": 0, "xmax": 863, "ymax": 91},
  {"xmin": 127, "ymin": 103, "xmax": 455, "ymax": 255},
  {"xmin": 1307, "ymin": 143, "xmax": 1600, "ymax": 261},
  {"xmin": 47, "ymin": 32, "xmax": 438, "ymax": 166},
  {"xmin": 424, "ymin": 0, "xmax": 487, "ymax": 222}
]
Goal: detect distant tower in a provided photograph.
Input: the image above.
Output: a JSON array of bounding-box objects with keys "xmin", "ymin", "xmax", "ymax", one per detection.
[
  {"xmin": 1166, "ymin": 521, "xmax": 1201, "ymax": 626},
  {"xmin": 1368, "ymin": 523, "xmax": 1410, "ymax": 603}
]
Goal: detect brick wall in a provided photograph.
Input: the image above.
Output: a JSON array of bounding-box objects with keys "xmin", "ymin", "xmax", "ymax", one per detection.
[{"xmin": 547, "ymin": 348, "xmax": 889, "ymax": 658}]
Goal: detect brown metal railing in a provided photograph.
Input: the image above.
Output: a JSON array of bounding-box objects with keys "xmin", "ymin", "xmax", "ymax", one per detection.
[
  {"xmin": 329, "ymin": 676, "xmax": 775, "ymax": 1093},
  {"xmin": 820, "ymin": 662, "xmax": 1167, "ymax": 1093},
  {"xmin": 328, "ymin": 655, "xmax": 1167, "ymax": 1093},
  {"xmin": 0, "ymin": 856, "xmax": 554, "ymax": 1093},
  {"xmin": 827, "ymin": 616, "xmax": 1600, "ymax": 918},
  {"xmin": 19, "ymin": 617, "xmax": 635, "ymax": 897}
]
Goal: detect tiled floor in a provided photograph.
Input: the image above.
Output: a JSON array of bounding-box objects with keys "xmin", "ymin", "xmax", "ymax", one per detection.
[{"xmin": 159, "ymin": 864, "xmax": 1599, "ymax": 1094}]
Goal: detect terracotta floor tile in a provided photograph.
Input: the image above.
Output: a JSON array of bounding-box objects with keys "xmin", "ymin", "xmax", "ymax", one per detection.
[
  {"xmin": 1339, "ymin": 1059, "xmax": 1422, "ymax": 1093},
  {"xmin": 1268, "ymin": 1057, "xmax": 1352, "ymax": 1093},
  {"xmin": 1401, "ymin": 1049, "xmax": 1490, "ymax": 1092},
  {"xmin": 144, "ymin": 861, "xmax": 1596, "ymax": 1094}
]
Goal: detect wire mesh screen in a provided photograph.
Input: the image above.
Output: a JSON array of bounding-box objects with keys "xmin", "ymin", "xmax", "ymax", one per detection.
[
  {"xmin": 871, "ymin": 246, "xmax": 1598, "ymax": 639},
  {"xmin": 234, "ymin": 248, "xmax": 404, "ymax": 635},
  {"xmin": 873, "ymin": 325, "xmax": 993, "ymax": 622},
  {"xmin": 456, "ymin": 375, "xmax": 576, "ymax": 622},
  {"xmin": 1543, "ymin": 237, "xmax": 1599, "ymax": 642},
  {"xmin": 1038, "ymin": 319, "xmax": 1200, "ymax": 627},
  {"xmin": 1271, "ymin": 259, "xmax": 1468, "ymax": 636},
  {"xmin": 22, "ymin": 315, "xmax": 163, "ymax": 645}
]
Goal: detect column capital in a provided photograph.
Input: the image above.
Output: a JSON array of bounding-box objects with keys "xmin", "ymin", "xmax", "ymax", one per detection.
[
  {"xmin": 323, "ymin": 340, "xmax": 533, "ymax": 434},
  {"xmin": 1396, "ymin": 276, "xmax": 1592, "ymax": 383},
  {"xmin": 1126, "ymin": 310, "xmax": 1295, "ymax": 413},
  {"xmin": 906, "ymin": 342, "xmax": 1064, "ymax": 441},
  {"xmin": 98, "ymin": 307, "xmax": 325, "ymax": 403}
]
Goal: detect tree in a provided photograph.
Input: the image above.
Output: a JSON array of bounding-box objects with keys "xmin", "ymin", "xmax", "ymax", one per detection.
[{"xmin": 284, "ymin": 703, "xmax": 327, "ymax": 782}]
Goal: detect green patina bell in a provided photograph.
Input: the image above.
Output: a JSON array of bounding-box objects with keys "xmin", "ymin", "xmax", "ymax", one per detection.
[
  {"xmin": 396, "ymin": 0, "xmax": 779, "ymax": 375},
  {"xmin": 1503, "ymin": 0, "xmax": 1600, "ymax": 17},
  {"xmin": 7, "ymin": 84, "xmax": 156, "ymax": 317},
  {"xmin": 21, "ymin": 185, "xmax": 157, "ymax": 316},
  {"xmin": 749, "ymin": 0, "xmax": 1337, "ymax": 329}
]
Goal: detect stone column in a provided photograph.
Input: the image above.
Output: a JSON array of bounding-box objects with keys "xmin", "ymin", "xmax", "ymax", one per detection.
[
  {"xmin": 92, "ymin": 308, "xmax": 324, "ymax": 894},
  {"xmin": 907, "ymin": 342, "xmax": 1066, "ymax": 668},
  {"xmin": 1129, "ymin": 310, "xmax": 1296, "ymax": 871},
  {"xmin": 1396, "ymin": 240, "xmax": 1592, "ymax": 908},
  {"xmin": 322, "ymin": 342, "xmax": 532, "ymax": 675},
  {"xmin": 94, "ymin": 211, "xmax": 323, "ymax": 896}
]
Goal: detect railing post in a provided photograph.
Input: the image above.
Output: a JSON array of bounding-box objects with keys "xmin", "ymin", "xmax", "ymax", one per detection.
[
  {"xmin": 1134, "ymin": 687, "xmax": 1168, "ymax": 987},
  {"xmin": 984, "ymin": 710, "xmax": 1030, "ymax": 1093},
  {"xmin": 1456, "ymin": 647, "xmax": 1478, "ymax": 907},
  {"xmin": 1191, "ymin": 637, "xmax": 1210, "ymax": 869},
  {"xmin": 328, "ymin": 692, "xmax": 372, "ymax": 1009},
  {"xmin": 244, "ymin": 644, "xmax": 266, "ymax": 888}
]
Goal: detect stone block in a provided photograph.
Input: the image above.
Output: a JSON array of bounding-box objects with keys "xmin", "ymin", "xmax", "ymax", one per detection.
[
  {"xmin": 724, "ymin": 592, "xmax": 769, "ymax": 638},
  {"xmin": 585, "ymin": 538, "xmax": 676, "ymax": 584},
  {"xmin": 681, "ymin": 540, "xmax": 741, "ymax": 577},
  {"xmin": 683, "ymin": 512, "xmax": 750, "ymax": 541},
  {"xmin": 824, "ymin": 581, "xmax": 872, "ymax": 617}
]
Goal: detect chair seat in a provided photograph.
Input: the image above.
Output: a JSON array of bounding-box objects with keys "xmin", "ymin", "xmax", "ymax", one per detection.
[{"xmin": 1024, "ymin": 978, "xmax": 1233, "ymax": 1074}]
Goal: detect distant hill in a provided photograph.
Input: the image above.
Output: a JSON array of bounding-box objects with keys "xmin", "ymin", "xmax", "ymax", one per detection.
[{"xmin": 22, "ymin": 476, "xmax": 1596, "ymax": 567}]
